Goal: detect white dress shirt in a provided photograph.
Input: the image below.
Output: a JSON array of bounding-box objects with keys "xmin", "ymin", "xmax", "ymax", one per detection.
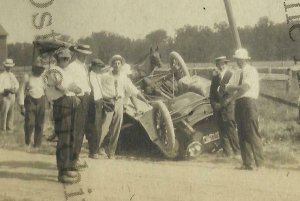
[
  {"xmin": 0, "ymin": 71, "xmax": 19, "ymax": 94},
  {"xmin": 90, "ymin": 70, "xmax": 139, "ymax": 101},
  {"xmin": 239, "ymin": 64, "xmax": 260, "ymax": 99},
  {"xmin": 65, "ymin": 59, "xmax": 91, "ymax": 96}
]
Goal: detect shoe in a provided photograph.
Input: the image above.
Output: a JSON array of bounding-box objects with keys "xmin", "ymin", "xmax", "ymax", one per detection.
[
  {"xmin": 98, "ymin": 148, "xmax": 108, "ymax": 157},
  {"xmin": 25, "ymin": 145, "xmax": 31, "ymax": 152},
  {"xmin": 107, "ymin": 154, "xmax": 116, "ymax": 160},
  {"xmin": 47, "ymin": 134, "xmax": 58, "ymax": 142},
  {"xmin": 63, "ymin": 171, "xmax": 79, "ymax": 178},
  {"xmin": 71, "ymin": 160, "xmax": 88, "ymax": 171},
  {"xmin": 237, "ymin": 165, "xmax": 254, "ymax": 170},
  {"xmin": 89, "ymin": 153, "xmax": 99, "ymax": 159},
  {"xmin": 58, "ymin": 174, "xmax": 80, "ymax": 184}
]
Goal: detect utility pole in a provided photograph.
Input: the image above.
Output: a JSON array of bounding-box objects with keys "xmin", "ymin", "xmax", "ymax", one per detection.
[{"xmin": 223, "ymin": 0, "xmax": 242, "ymax": 49}]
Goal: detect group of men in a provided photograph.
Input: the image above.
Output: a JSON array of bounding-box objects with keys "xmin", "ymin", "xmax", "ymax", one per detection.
[
  {"xmin": 0, "ymin": 45, "xmax": 264, "ymax": 183},
  {"xmin": 0, "ymin": 44, "xmax": 148, "ymax": 184},
  {"xmin": 210, "ymin": 48, "xmax": 264, "ymax": 170}
]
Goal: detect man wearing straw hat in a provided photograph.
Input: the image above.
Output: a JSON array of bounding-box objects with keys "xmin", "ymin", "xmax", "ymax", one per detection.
[
  {"xmin": 210, "ymin": 56, "xmax": 240, "ymax": 157},
  {"xmin": 44, "ymin": 48, "xmax": 82, "ymax": 184},
  {"xmin": 0, "ymin": 59, "xmax": 19, "ymax": 132},
  {"xmin": 66, "ymin": 44, "xmax": 92, "ymax": 169},
  {"xmin": 95, "ymin": 54, "xmax": 148, "ymax": 159},
  {"xmin": 223, "ymin": 48, "xmax": 264, "ymax": 170}
]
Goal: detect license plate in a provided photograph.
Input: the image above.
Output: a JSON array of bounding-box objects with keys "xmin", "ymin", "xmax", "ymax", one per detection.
[{"xmin": 202, "ymin": 132, "xmax": 220, "ymax": 144}]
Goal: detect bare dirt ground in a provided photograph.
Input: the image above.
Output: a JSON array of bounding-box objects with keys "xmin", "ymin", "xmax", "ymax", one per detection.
[{"xmin": 1, "ymin": 149, "xmax": 300, "ymax": 201}]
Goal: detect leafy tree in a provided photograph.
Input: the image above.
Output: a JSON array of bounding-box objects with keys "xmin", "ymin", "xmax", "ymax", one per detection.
[
  {"xmin": 8, "ymin": 16, "xmax": 299, "ymax": 66},
  {"xmin": 145, "ymin": 29, "xmax": 168, "ymax": 46}
]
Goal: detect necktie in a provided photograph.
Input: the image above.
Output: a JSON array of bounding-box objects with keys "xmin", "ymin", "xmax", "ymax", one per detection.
[
  {"xmin": 238, "ymin": 71, "xmax": 243, "ymax": 85},
  {"xmin": 9, "ymin": 73, "xmax": 14, "ymax": 89},
  {"xmin": 114, "ymin": 79, "xmax": 118, "ymax": 100}
]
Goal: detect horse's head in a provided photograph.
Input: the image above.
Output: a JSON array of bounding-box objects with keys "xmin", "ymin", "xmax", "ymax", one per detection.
[{"xmin": 149, "ymin": 46, "xmax": 162, "ymax": 68}]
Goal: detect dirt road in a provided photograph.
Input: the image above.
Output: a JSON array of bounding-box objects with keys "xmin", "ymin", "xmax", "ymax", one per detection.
[{"xmin": 0, "ymin": 149, "xmax": 300, "ymax": 201}]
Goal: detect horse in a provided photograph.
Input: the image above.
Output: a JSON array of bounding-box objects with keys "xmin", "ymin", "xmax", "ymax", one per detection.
[{"xmin": 131, "ymin": 46, "xmax": 163, "ymax": 83}]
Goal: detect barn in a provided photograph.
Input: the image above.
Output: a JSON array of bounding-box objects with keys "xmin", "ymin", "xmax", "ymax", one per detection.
[{"xmin": 0, "ymin": 24, "xmax": 8, "ymax": 65}]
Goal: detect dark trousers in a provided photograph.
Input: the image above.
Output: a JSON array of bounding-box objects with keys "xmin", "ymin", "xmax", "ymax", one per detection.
[
  {"xmin": 73, "ymin": 93, "xmax": 90, "ymax": 161},
  {"xmin": 217, "ymin": 118, "xmax": 240, "ymax": 156},
  {"xmin": 24, "ymin": 95, "xmax": 46, "ymax": 147},
  {"xmin": 235, "ymin": 97, "xmax": 264, "ymax": 167},
  {"xmin": 87, "ymin": 99, "xmax": 103, "ymax": 155},
  {"xmin": 53, "ymin": 96, "xmax": 77, "ymax": 172}
]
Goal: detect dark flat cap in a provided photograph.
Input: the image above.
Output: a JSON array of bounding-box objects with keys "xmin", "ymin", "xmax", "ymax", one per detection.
[{"xmin": 91, "ymin": 58, "xmax": 105, "ymax": 68}]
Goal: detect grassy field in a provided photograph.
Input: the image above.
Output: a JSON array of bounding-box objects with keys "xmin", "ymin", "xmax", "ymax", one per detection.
[{"xmin": 0, "ymin": 62, "xmax": 300, "ymax": 168}]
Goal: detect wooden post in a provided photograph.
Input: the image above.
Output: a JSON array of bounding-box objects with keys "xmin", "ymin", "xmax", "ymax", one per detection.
[{"xmin": 223, "ymin": 0, "xmax": 242, "ymax": 49}]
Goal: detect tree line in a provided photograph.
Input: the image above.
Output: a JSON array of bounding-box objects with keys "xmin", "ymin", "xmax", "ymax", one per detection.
[{"xmin": 7, "ymin": 16, "xmax": 299, "ymax": 66}]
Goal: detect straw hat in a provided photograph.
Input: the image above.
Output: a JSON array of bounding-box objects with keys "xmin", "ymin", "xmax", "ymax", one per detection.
[
  {"xmin": 73, "ymin": 44, "xmax": 92, "ymax": 55},
  {"xmin": 109, "ymin": 55, "xmax": 125, "ymax": 66},
  {"xmin": 215, "ymin": 56, "xmax": 230, "ymax": 63},
  {"xmin": 233, "ymin": 48, "xmax": 251, "ymax": 60},
  {"xmin": 3, "ymin": 58, "xmax": 15, "ymax": 67}
]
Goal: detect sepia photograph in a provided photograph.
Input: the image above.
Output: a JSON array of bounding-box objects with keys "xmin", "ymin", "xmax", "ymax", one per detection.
[{"xmin": 0, "ymin": 0, "xmax": 300, "ymax": 200}]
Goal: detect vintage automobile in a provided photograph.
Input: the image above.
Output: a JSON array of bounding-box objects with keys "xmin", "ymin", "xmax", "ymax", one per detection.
[
  {"xmin": 124, "ymin": 49, "xmax": 220, "ymax": 159},
  {"xmin": 32, "ymin": 38, "xmax": 220, "ymax": 159}
]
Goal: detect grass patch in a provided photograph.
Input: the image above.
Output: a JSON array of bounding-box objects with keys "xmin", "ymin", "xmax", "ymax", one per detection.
[
  {"xmin": 0, "ymin": 106, "xmax": 56, "ymax": 155},
  {"xmin": 264, "ymin": 142, "xmax": 299, "ymax": 165}
]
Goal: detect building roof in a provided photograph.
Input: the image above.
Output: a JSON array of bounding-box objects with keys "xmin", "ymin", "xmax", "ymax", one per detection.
[{"xmin": 0, "ymin": 24, "xmax": 8, "ymax": 36}]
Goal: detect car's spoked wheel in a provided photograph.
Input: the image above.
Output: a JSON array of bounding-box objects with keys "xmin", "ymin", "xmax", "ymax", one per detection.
[
  {"xmin": 151, "ymin": 100, "xmax": 178, "ymax": 158},
  {"xmin": 169, "ymin": 51, "xmax": 190, "ymax": 79},
  {"xmin": 157, "ymin": 51, "xmax": 190, "ymax": 97}
]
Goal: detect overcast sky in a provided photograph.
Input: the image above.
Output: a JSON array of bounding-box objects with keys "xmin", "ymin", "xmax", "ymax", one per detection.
[{"xmin": 0, "ymin": 0, "xmax": 288, "ymax": 43}]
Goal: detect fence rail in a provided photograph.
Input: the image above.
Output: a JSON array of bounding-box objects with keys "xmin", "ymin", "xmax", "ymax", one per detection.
[{"xmin": 1, "ymin": 63, "xmax": 298, "ymax": 82}]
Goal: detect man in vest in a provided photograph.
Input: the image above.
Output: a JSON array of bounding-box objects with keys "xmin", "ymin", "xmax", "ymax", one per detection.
[{"xmin": 210, "ymin": 56, "xmax": 240, "ymax": 157}]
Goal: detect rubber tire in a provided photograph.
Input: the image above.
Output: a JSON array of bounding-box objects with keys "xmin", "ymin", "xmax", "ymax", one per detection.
[
  {"xmin": 151, "ymin": 100, "xmax": 178, "ymax": 158},
  {"xmin": 169, "ymin": 51, "xmax": 190, "ymax": 77}
]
